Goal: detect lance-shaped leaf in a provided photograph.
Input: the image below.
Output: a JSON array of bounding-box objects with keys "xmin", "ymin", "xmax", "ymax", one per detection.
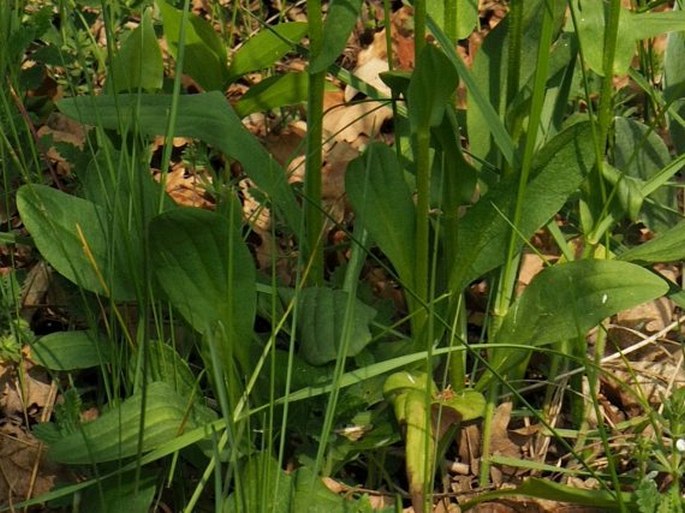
[
  {"xmin": 572, "ymin": 0, "xmax": 685, "ymax": 76},
  {"xmin": 234, "ymin": 71, "xmax": 309, "ymax": 117},
  {"xmin": 228, "ymin": 22, "xmax": 308, "ymax": 82},
  {"xmin": 109, "ymin": 8, "xmax": 162, "ymax": 92},
  {"xmin": 451, "ymin": 121, "xmax": 595, "ymax": 292},
  {"xmin": 43, "ymin": 382, "xmax": 202, "ymax": 464},
  {"xmin": 310, "ymin": 0, "xmax": 363, "ymax": 73},
  {"xmin": 407, "ymin": 44, "xmax": 459, "ymax": 133},
  {"xmin": 619, "ymin": 220, "xmax": 685, "ymax": 264}
]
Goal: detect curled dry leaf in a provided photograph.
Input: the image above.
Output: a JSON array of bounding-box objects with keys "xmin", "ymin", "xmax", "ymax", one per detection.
[
  {"xmin": 157, "ymin": 164, "xmax": 214, "ymax": 209},
  {"xmin": 323, "ymin": 90, "xmax": 392, "ymax": 149},
  {"xmin": 35, "ymin": 113, "xmax": 86, "ymax": 175},
  {"xmin": 0, "ymin": 354, "xmax": 54, "ymax": 418}
]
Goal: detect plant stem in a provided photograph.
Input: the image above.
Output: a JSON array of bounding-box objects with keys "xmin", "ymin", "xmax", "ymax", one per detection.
[
  {"xmin": 444, "ymin": 0, "xmax": 457, "ymax": 43},
  {"xmin": 478, "ymin": 384, "xmax": 498, "ymax": 486},
  {"xmin": 505, "ymin": 0, "xmax": 523, "ymax": 114},
  {"xmin": 586, "ymin": 0, "xmax": 620, "ymax": 246},
  {"xmin": 305, "ymin": 0, "xmax": 325, "ymax": 285},
  {"xmin": 492, "ymin": 0, "xmax": 554, "ymax": 335},
  {"xmin": 413, "ymin": 129, "xmax": 431, "ymax": 348}
]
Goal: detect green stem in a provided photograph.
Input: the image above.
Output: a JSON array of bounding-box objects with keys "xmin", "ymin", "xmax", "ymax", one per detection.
[
  {"xmin": 505, "ymin": 0, "xmax": 523, "ymax": 111},
  {"xmin": 444, "ymin": 0, "xmax": 457, "ymax": 44},
  {"xmin": 483, "ymin": 0, "xmax": 554, "ymax": 488},
  {"xmin": 586, "ymin": 0, "xmax": 621, "ymax": 246},
  {"xmin": 478, "ymin": 384, "xmax": 498, "ymax": 486},
  {"xmin": 305, "ymin": 0, "xmax": 325, "ymax": 285},
  {"xmin": 492, "ymin": 0, "xmax": 554, "ymax": 333},
  {"xmin": 413, "ymin": 128, "xmax": 431, "ymax": 349}
]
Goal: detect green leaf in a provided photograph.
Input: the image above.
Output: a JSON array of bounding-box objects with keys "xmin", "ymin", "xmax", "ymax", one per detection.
[
  {"xmin": 572, "ymin": 0, "xmax": 685, "ymax": 76},
  {"xmin": 31, "ymin": 331, "xmax": 112, "ymax": 370},
  {"xmin": 157, "ymin": 0, "xmax": 229, "ymax": 90},
  {"xmin": 428, "ymin": 16, "xmax": 515, "ymax": 166},
  {"xmin": 457, "ymin": 0, "xmax": 565, "ymax": 166},
  {"xmin": 383, "ymin": 371, "xmax": 436, "ymax": 511},
  {"xmin": 483, "ymin": 260, "xmax": 668, "ymax": 385},
  {"xmin": 345, "ymin": 143, "xmax": 416, "ymax": 287},
  {"xmin": 80, "ymin": 470, "xmax": 157, "ymax": 513},
  {"xmin": 461, "ymin": 476, "xmax": 635, "ymax": 511},
  {"xmin": 130, "ymin": 341, "xmax": 197, "ymax": 398},
  {"xmin": 228, "ymin": 22, "xmax": 307, "ymax": 82},
  {"xmin": 613, "ymin": 117, "xmax": 677, "ymax": 233},
  {"xmin": 426, "ymin": 0, "xmax": 478, "ymax": 40},
  {"xmin": 437, "ymin": 389, "xmax": 486, "ymax": 422},
  {"xmin": 234, "ymin": 71, "xmax": 308, "ymax": 117},
  {"xmin": 284, "ymin": 287, "xmax": 377, "ymax": 366},
  {"xmin": 57, "ymin": 93, "xmax": 302, "ymax": 235},
  {"xmin": 407, "ymin": 44, "xmax": 459, "ymax": 132},
  {"xmin": 291, "ymin": 467, "xmax": 345, "ymax": 513},
  {"xmin": 224, "ymin": 453, "xmax": 293, "ymax": 513},
  {"xmin": 109, "ymin": 9, "xmax": 162, "ymax": 92},
  {"xmin": 310, "ymin": 0, "xmax": 363, "ymax": 73},
  {"xmin": 619, "ymin": 220, "xmax": 685, "ymax": 264},
  {"xmin": 149, "ymin": 208, "xmax": 256, "ymax": 342},
  {"xmin": 451, "ymin": 122, "xmax": 595, "ymax": 292},
  {"xmin": 664, "ymin": 11, "xmax": 685, "ymax": 155},
  {"xmin": 16, "ymin": 185, "xmax": 137, "ymax": 300},
  {"xmin": 602, "ymin": 162, "xmax": 645, "ymax": 222},
  {"xmin": 44, "ymin": 382, "xmax": 200, "ymax": 464}
]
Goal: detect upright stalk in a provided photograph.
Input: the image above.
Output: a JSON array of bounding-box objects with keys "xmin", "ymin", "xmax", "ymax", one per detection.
[
  {"xmin": 412, "ymin": 0, "xmax": 429, "ymax": 347},
  {"xmin": 304, "ymin": 0, "xmax": 325, "ymax": 285},
  {"xmin": 482, "ymin": 0, "xmax": 555, "ymax": 487}
]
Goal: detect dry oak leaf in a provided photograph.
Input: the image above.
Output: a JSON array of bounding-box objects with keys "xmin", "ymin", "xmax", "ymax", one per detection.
[
  {"xmin": 0, "ymin": 421, "xmax": 66, "ymax": 507},
  {"xmin": 0, "ymin": 356, "xmax": 53, "ymax": 418},
  {"xmin": 35, "ymin": 113, "xmax": 86, "ymax": 175}
]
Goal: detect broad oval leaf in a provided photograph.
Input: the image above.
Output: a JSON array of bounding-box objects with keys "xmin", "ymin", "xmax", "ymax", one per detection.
[
  {"xmin": 427, "ymin": 0, "xmax": 478, "ymax": 40},
  {"xmin": 31, "ymin": 331, "xmax": 112, "ymax": 371},
  {"xmin": 283, "ymin": 287, "xmax": 377, "ymax": 366},
  {"xmin": 17, "ymin": 185, "xmax": 136, "ymax": 300},
  {"xmin": 495, "ymin": 259, "xmax": 667, "ymax": 357},
  {"xmin": 149, "ymin": 208, "xmax": 256, "ymax": 342},
  {"xmin": 45, "ymin": 382, "xmax": 200, "ymax": 464},
  {"xmin": 478, "ymin": 260, "xmax": 668, "ymax": 388}
]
